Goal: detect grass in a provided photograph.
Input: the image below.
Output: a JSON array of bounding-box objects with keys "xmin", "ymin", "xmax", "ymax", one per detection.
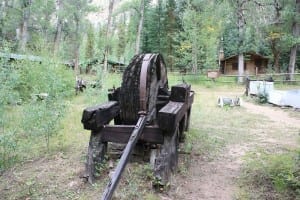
[{"xmin": 238, "ymin": 150, "xmax": 300, "ymax": 200}]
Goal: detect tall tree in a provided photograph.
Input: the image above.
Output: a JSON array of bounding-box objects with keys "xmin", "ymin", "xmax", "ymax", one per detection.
[
  {"xmin": 226, "ymin": 0, "xmax": 251, "ymax": 82},
  {"xmin": 103, "ymin": 0, "xmax": 115, "ymax": 72},
  {"xmin": 53, "ymin": 0, "xmax": 63, "ymax": 55},
  {"xmin": 61, "ymin": 0, "xmax": 95, "ymax": 74},
  {"xmin": 164, "ymin": 0, "xmax": 178, "ymax": 71},
  {"xmin": 0, "ymin": 1, "xmax": 9, "ymax": 46},
  {"xmin": 141, "ymin": 0, "xmax": 163, "ymax": 53},
  {"xmin": 85, "ymin": 23, "xmax": 95, "ymax": 73},
  {"xmin": 287, "ymin": 0, "xmax": 300, "ymax": 80},
  {"xmin": 236, "ymin": 0, "xmax": 247, "ymax": 83},
  {"xmin": 135, "ymin": 0, "xmax": 145, "ymax": 54},
  {"xmin": 18, "ymin": 0, "xmax": 32, "ymax": 52},
  {"xmin": 116, "ymin": 14, "xmax": 127, "ymax": 61},
  {"xmin": 268, "ymin": 0, "xmax": 283, "ymax": 73},
  {"xmin": 177, "ymin": 0, "xmax": 224, "ymax": 73}
]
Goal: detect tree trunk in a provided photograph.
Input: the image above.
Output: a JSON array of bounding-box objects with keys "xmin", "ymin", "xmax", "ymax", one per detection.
[
  {"xmin": 271, "ymin": 0, "xmax": 282, "ymax": 73},
  {"xmin": 103, "ymin": 0, "xmax": 114, "ymax": 72},
  {"xmin": 135, "ymin": 0, "xmax": 145, "ymax": 54},
  {"xmin": 273, "ymin": 52, "xmax": 280, "ymax": 73},
  {"xmin": 271, "ymin": 39, "xmax": 281, "ymax": 73},
  {"xmin": 0, "ymin": 4, "xmax": 5, "ymax": 44},
  {"xmin": 74, "ymin": 15, "xmax": 80, "ymax": 75},
  {"xmin": 287, "ymin": 0, "xmax": 300, "ymax": 80},
  {"xmin": 238, "ymin": 53, "xmax": 244, "ymax": 83},
  {"xmin": 53, "ymin": 0, "xmax": 62, "ymax": 55},
  {"xmin": 19, "ymin": 0, "xmax": 32, "ymax": 52},
  {"xmin": 237, "ymin": 0, "xmax": 246, "ymax": 83},
  {"xmin": 288, "ymin": 46, "xmax": 297, "ymax": 80},
  {"xmin": 192, "ymin": 45, "xmax": 197, "ymax": 74},
  {"xmin": 0, "ymin": 1, "xmax": 8, "ymax": 39}
]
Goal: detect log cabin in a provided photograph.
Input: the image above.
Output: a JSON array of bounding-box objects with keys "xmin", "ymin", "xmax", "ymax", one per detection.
[{"xmin": 220, "ymin": 52, "xmax": 268, "ymax": 75}]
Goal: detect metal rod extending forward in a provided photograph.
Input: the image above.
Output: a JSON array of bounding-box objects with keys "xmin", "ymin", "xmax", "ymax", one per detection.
[{"xmin": 101, "ymin": 115, "xmax": 147, "ymax": 200}]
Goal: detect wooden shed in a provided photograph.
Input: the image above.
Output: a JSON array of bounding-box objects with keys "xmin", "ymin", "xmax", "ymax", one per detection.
[
  {"xmin": 80, "ymin": 58, "xmax": 126, "ymax": 73},
  {"xmin": 220, "ymin": 53, "xmax": 268, "ymax": 75}
]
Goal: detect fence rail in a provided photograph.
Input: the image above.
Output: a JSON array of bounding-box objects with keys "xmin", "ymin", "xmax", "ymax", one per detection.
[{"xmin": 168, "ymin": 71, "xmax": 300, "ymax": 84}]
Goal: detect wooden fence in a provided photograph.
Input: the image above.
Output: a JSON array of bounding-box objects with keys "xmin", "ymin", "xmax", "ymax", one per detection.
[{"xmin": 168, "ymin": 71, "xmax": 300, "ymax": 85}]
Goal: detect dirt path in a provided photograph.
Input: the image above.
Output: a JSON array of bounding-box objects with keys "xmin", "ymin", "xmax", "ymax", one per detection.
[
  {"xmin": 242, "ymin": 101, "xmax": 300, "ymax": 128},
  {"xmin": 167, "ymin": 99, "xmax": 299, "ymax": 200}
]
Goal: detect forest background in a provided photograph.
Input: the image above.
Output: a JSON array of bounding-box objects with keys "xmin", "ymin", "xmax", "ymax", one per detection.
[{"xmin": 1, "ymin": 0, "xmax": 299, "ymax": 75}]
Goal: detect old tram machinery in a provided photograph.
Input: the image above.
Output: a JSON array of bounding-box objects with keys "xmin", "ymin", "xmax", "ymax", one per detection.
[{"xmin": 81, "ymin": 53, "xmax": 194, "ymax": 199}]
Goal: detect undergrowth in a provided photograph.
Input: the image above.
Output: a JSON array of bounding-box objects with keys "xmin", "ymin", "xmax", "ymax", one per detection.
[
  {"xmin": 239, "ymin": 150, "xmax": 300, "ymax": 199},
  {"xmin": 0, "ymin": 56, "xmax": 74, "ymax": 172}
]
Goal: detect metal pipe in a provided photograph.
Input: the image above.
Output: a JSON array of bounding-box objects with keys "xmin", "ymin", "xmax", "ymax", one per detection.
[{"xmin": 101, "ymin": 115, "xmax": 147, "ymax": 200}]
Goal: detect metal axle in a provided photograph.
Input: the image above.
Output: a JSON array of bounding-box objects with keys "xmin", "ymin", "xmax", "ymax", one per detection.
[{"xmin": 101, "ymin": 115, "xmax": 147, "ymax": 200}]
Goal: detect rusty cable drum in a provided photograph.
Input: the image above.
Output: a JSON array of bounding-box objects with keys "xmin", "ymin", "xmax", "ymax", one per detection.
[{"xmin": 119, "ymin": 53, "xmax": 168, "ymax": 124}]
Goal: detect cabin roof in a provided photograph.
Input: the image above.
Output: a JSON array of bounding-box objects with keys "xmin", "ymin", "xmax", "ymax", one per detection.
[{"xmin": 222, "ymin": 52, "xmax": 269, "ymax": 61}]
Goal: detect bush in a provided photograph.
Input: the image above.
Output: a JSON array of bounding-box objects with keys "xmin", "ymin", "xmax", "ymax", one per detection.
[
  {"xmin": 15, "ymin": 59, "xmax": 74, "ymax": 101},
  {"xmin": 242, "ymin": 151, "xmax": 300, "ymax": 199},
  {"xmin": 0, "ymin": 130, "xmax": 18, "ymax": 173},
  {"xmin": 0, "ymin": 57, "xmax": 74, "ymax": 171},
  {"xmin": 0, "ymin": 58, "xmax": 20, "ymax": 105},
  {"xmin": 0, "ymin": 58, "xmax": 20, "ymax": 172},
  {"xmin": 257, "ymin": 92, "xmax": 268, "ymax": 104},
  {"xmin": 22, "ymin": 99, "xmax": 66, "ymax": 150}
]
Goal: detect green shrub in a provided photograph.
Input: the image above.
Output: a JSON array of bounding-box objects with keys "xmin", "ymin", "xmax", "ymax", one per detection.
[
  {"xmin": 0, "ymin": 56, "xmax": 74, "ymax": 171},
  {"xmin": 22, "ymin": 99, "xmax": 66, "ymax": 150},
  {"xmin": 15, "ymin": 59, "xmax": 74, "ymax": 101},
  {"xmin": 0, "ymin": 130, "xmax": 18, "ymax": 172},
  {"xmin": 0, "ymin": 58, "xmax": 20, "ymax": 105},
  {"xmin": 242, "ymin": 150, "xmax": 300, "ymax": 199},
  {"xmin": 257, "ymin": 92, "xmax": 268, "ymax": 104},
  {"xmin": 0, "ymin": 58, "xmax": 20, "ymax": 172}
]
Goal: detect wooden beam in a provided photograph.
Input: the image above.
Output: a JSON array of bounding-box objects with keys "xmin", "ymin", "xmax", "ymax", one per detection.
[
  {"xmin": 187, "ymin": 91, "xmax": 195, "ymax": 107},
  {"xmin": 81, "ymin": 101, "xmax": 120, "ymax": 130},
  {"xmin": 158, "ymin": 101, "xmax": 186, "ymax": 132},
  {"xmin": 101, "ymin": 125, "xmax": 164, "ymax": 144},
  {"xmin": 170, "ymin": 83, "xmax": 191, "ymax": 102}
]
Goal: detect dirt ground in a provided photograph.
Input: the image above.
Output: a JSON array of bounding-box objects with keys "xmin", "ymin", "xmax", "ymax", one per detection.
[
  {"xmin": 1, "ymin": 87, "xmax": 299, "ymax": 200},
  {"xmin": 164, "ymin": 91, "xmax": 300, "ymax": 200}
]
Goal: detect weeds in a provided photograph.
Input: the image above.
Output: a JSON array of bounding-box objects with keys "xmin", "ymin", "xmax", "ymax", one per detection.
[
  {"xmin": 0, "ymin": 130, "xmax": 18, "ymax": 172},
  {"xmin": 0, "ymin": 56, "xmax": 74, "ymax": 171},
  {"xmin": 257, "ymin": 92, "xmax": 268, "ymax": 104},
  {"xmin": 240, "ymin": 150, "xmax": 300, "ymax": 199},
  {"xmin": 22, "ymin": 99, "xmax": 66, "ymax": 150}
]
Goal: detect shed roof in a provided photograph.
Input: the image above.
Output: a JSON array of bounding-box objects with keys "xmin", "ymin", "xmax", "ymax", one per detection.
[
  {"xmin": 0, "ymin": 52, "xmax": 126, "ymax": 68},
  {"xmin": 80, "ymin": 58, "xmax": 126, "ymax": 67},
  {"xmin": 0, "ymin": 52, "xmax": 43, "ymax": 62}
]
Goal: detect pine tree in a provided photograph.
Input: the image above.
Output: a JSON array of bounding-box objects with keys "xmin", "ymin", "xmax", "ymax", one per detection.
[
  {"xmin": 85, "ymin": 23, "xmax": 95, "ymax": 73},
  {"xmin": 85, "ymin": 23, "xmax": 95, "ymax": 60}
]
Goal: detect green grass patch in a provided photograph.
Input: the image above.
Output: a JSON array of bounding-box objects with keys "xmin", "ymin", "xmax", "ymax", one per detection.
[{"xmin": 239, "ymin": 150, "xmax": 300, "ymax": 199}]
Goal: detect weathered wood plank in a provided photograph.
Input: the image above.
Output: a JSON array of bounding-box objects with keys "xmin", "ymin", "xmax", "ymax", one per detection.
[
  {"xmin": 158, "ymin": 101, "xmax": 186, "ymax": 132},
  {"xmin": 187, "ymin": 91, "xmax": 194, "ymax": 107},
  {"xmin": 170, "ymin": 83, "xmax": 191, "ymax": 102},
  {"xmin": 101, "ymin": 125, "xmax": 164, "ymax": 144},
  {"xmin": 108, "ymin": 87, "xmax": 120, "ymax": 101},
  {"xmin": 81, "ymin": 101, "xmax": 120, "ymax": 130}
]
